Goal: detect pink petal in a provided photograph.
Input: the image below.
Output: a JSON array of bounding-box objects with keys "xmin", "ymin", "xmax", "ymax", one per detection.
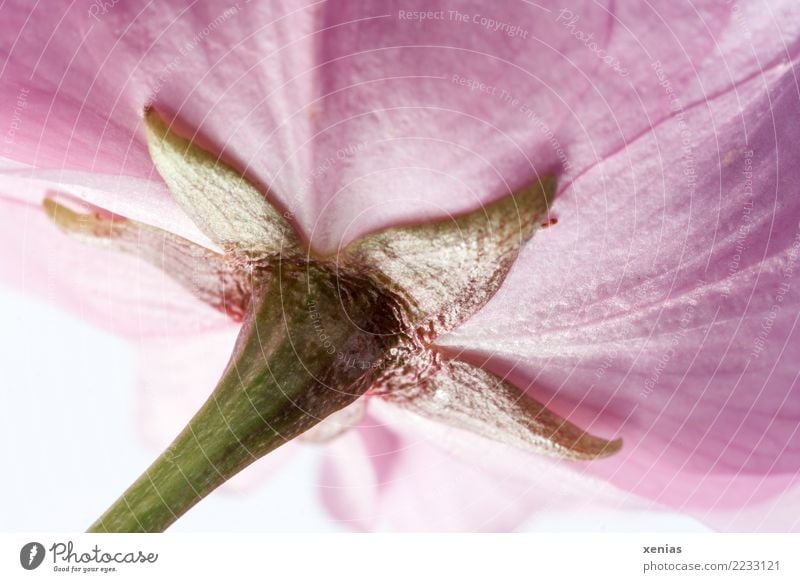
[
  {"xmin": 2, "ymin": 1, "xmax": 729, "ymax": 254},
  {"xmin": 300, "ymin": 397, "xmax": 367, "ymax": 443},
  {"xmin": 304, "ymin": 1, "xmax": 729, "ymax": 251},
  {"xmin": 0, "ymin": 158, "xmax": 212, "ymax": 249},
  {"xmin": 320, "ymin": 400, "xmax": 648, "ymax": 531},
  {"xmin": 4, "ymin": 0, "xmax": 799, "ymax": 532},
  {"xmin": 701, "ymin": 478, "xmax": 800, "ymax": 532},
  {"xmin": 439, "ymin": 57, "xmax": 800, "ymax": 529},
  {"xmin": 682, "ymin": 0, "xmax": 800, "ymax": 101},
  {"xmin": 135, "ymin": 328, "xmax": 240, "ymax": 451},
  {"xmin": 318, "ymin": 409, "xmax": 400, "ymax": 531},
  {"xmin": 0, "ymin": 1, "xmax": 317, "ymax": 236}
]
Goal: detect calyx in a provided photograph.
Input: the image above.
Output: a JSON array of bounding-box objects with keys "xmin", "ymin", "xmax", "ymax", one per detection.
[{"xmin": 46, "ymin": 109, "xmax": 620, "ymax": 531}]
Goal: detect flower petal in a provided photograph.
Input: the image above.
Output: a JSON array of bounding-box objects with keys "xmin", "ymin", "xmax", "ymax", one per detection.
[
  {"xmin": 320, "ymin": 400, "xmax": 644, "ymax": 531},
  {"xmin": 439, "ymin": 58, "xmax": 800, "ymax": 526},
  {"xmin": 0, "ymin": 158, "xmax": 211, "ymax": 249},
  {"xmin": 317, "ymin": 413, "xmax": 400, "ymax": 531},
  {"xmin": 682, "ymin": 0, "xmax": 800, "ymax": 101},
  {"xmin": 303, "ymin": 0, "xmax": 729, "ymax": 251},
  {"xmin": 300, "ymin": 397, "xmax": 367, "ymax": 443},
  {"xmin": 0, "ymin": 1, "xmax": 317, "ymax": 233},
  {"xmin": 1, "ymin": 1, "xmax": 731, "ymax": 253}
]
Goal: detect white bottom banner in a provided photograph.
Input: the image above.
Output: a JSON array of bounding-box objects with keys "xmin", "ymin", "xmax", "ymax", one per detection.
[{"xmin": 1, "ymin": 533, "xmax": 797, "ymax": 581}]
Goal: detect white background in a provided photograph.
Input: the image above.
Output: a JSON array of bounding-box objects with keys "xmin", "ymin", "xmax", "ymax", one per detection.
[{"xmin": 2, "ymin": 534, "xmax": 797, "ymax": 582}]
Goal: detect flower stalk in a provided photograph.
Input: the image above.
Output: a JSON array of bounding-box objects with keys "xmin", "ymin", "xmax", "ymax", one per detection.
[
  {"xmin": 89, "ymin": 261, "xmax": 400, "ymax": 532},
  {"xmin": 68, "ymin": 108, "xmax": 622, "ymax": 532}
]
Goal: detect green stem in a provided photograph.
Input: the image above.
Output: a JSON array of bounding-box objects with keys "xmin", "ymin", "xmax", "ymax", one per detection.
[{"xmin": 89, "ymin": 262, "xmax": 395, "ymax": 532}]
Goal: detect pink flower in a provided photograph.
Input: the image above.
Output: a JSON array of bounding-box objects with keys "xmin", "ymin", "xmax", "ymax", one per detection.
[{"xmin": 2, "ymin": 0, "xmax": 800, "ymax": 531}]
